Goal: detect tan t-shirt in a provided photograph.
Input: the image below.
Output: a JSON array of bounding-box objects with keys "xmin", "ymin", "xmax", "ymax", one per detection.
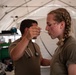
[
  {"xmin": 50, "ymin": 36, "xmax": 76, "ymax": 75},
  {"xmin": 9, "ymin": 39, "xmax": 41, "ymax": 75}
]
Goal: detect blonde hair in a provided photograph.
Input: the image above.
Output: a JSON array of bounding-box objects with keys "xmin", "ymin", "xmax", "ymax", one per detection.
[{"xmin": 48, "ymin": 8, "xmax": 71, "ymax": 39}]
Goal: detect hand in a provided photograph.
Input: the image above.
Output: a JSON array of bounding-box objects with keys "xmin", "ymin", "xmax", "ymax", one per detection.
[{"xmin": 24, "ymin": 24, "xmax": 41, "ymax": 40}]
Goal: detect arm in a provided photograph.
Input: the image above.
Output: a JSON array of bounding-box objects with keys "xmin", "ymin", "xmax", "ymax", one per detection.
[
  {"xmin": 65, "ymin": 42, "xmax": 76, "ymax": 75},
  {"xmin": 40, "ymin": 56, "xmax": 50, "ymax": 66},
  {"xmin": 9, "ymin": 25, "xmax": 41, "ymax": 61},
  {"xmin": 68, "ymin": 64, "xmax": 76, "ymax": 75},
  {"xmin": 9, "ymin": 33, "xmax": 30, "ymax": 61}
]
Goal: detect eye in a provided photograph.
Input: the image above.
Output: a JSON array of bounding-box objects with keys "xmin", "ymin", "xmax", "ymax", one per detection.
[
  {"xmin": 48, "ymin": 24, "xmax": 52, "ymax": 27},
  {"xmin": 47, "ymin": 22, "xmax": 51, "ymax": 26}
]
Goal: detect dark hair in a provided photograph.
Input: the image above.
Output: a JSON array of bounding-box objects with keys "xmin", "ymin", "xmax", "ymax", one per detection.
[
  {"xmin": 20, "ymin": 19, "xmax": 38, "ymax": 34},
  {"xmin": 48, "ymin": 8, "xmax": 71, "ymax": 39}
]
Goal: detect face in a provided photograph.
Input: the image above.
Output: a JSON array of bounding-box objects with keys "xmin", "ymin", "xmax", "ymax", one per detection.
[{"xmin": 45, "ymin": 14, "xmax": 65, "ymax": 39}]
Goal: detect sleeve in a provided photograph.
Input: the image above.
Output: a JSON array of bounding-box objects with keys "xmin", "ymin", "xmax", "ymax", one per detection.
[
  {"xmin": 66, "ymin": 43, "xmax": 76, "ymax": 67},
  {"xmin": 8, "ymin": 41, "xmax": 18, "ymax": 53}
]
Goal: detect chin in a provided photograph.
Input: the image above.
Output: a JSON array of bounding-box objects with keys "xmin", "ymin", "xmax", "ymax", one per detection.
[{"xmin": 50, "ymin": 36, "xmax": 56, "ymax": 39}]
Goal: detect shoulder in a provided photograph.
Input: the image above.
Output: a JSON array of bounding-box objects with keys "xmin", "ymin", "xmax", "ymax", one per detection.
[
  {"xmin": 64, "ymin": 37, "xmax": 76, "ymax": 66},
  {"xmin": 11, "ymin": 38, "xmax": 21, "ymax": 45},
  {"xmin": 62, "ymin": 36, "xmax": 76, "ymax": 57},
  {"xmin": 62, "ymin": 36, "xmax": 76, "ymax": 59},
  {"xmin": 9, "ymin": 38, "xmax": 21, "ymax": 49},
  {"xmin": 64, "ymin": 36, "xmax": 76, "ymax": 49}
]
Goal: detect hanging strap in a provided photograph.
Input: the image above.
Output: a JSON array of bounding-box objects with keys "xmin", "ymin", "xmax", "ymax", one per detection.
[{"xmin": 40, "ymin": 36, "xmax": 53, "ymax": 57}]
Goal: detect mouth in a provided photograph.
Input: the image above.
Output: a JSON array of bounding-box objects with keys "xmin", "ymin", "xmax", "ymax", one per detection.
[
  {"xmin": 47, "ymin": 31, "xmax": 50, "ymax": 35},
  {"xmin": 33, "ymin": 37, "xmax": 37, "ymax": 39}
]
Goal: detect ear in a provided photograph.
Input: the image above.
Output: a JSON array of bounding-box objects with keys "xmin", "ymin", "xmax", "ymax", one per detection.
[
  {"xmin": 60, "ymin": 21, "xmax": 65, "ymax": 29},
  {"xmin": 23, "ymin": 28, "xmax": 29, "ymax": 35},
  {"xmin": 24, "ymin": 28, "xmax": 28, "ymax": 32}
]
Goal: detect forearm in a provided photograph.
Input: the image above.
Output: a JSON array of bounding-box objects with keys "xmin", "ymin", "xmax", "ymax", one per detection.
[
  {"xmin": 68, "ymin": 64, "xmax": 76, "ymax": 75},
  {"xmin": 10, "ymin": 36, "xmax": 30, "ymax": 61},
  {"xmin": 41, "ymin": 58, "xmax": 50, "ymax": 66}
]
